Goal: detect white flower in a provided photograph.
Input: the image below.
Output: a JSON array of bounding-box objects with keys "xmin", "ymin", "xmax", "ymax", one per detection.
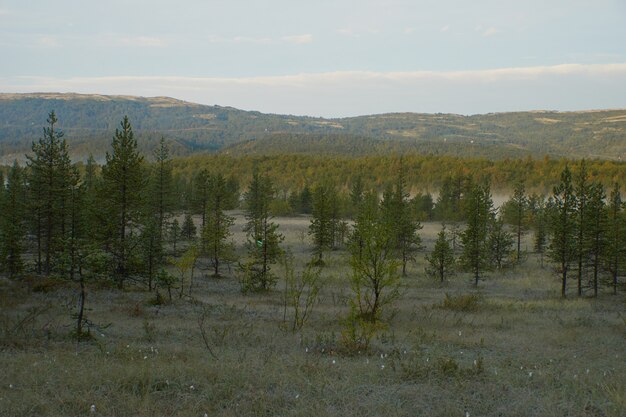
[
  {"xmin": 295, "ymin": 394, "xmax": 300, "ymax": 399},
  {"xmin": 528, "ymin": 372, "xmax": 533, "ymax": 377},
  {"xmin": 458, "ymin": 331, "xmax": 462, "ymax": 336},
  {"xmin": 190, "ymin": 385, "xmax": 195, "ymax": 390},
  {"xmin": 90, "ymin": 404, "xmax": 96, "ymax": 413},
  {"xmin": 332, "ymin": 359, "xmax": 336, "ymax": 365},
  {"xmin": 305, "ymin": 347, "xmax": 309, "ymax": 353},
  {"xmin": 381, "ymin": 364, "xmax": 385, "ymax": 370},
  {"xmin": 143, "ymin": 356, "xmax": 148, "ymax": 360}
]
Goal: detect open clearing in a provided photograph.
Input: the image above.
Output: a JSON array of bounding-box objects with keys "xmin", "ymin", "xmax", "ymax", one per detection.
[{"xmin": 1, "ymin": 215, "xmax": 624, "ymax": 417}]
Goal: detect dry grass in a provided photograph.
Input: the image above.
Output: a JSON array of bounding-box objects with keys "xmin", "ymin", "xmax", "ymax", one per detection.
[{"xmin": 0, "ymin": 216, "xmax": 624, "ymax": 416}]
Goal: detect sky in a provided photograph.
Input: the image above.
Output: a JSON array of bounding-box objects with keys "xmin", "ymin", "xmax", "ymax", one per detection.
[{"xmin": 1, "ymin": 0, "xmax": 625, "ymax": 117}]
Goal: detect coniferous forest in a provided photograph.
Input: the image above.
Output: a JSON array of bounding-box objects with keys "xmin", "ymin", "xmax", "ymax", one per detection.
[{"xmin": 1, "ymin": 111, "xmax": 625, "ymax": 416}]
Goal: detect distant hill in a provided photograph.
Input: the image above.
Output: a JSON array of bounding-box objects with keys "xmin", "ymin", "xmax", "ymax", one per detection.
[{"xmin": 1, "ymin": 92, "xmax": 624, "ymax": 163}]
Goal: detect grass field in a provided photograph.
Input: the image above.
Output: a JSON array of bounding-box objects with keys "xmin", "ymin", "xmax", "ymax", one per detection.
[{"xmin": 1, "ymin": 214, "xmax": 624, "ymax": 417}]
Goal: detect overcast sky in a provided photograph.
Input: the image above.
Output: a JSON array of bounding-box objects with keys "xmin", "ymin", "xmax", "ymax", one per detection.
[{"xmin": 1, "ymin": 0, "xmax": 625, "ymax": 117}]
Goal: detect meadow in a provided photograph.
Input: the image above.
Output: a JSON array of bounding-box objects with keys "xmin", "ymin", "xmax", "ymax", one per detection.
[{"xmin": 1, "ymin": 214, "xmax": 624, "ymax": 417}]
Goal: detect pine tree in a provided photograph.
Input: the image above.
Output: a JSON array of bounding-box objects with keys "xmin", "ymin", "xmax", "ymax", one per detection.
[
  {"xmin": 548, "ymin": 165, "xmax": 577, "ymax": 298},
  {"xmin": 150, "ymin": 138, "xmax": 174, "ymax": 242},
  {"xmin": 381, "ymin": 166, "xmax": 422, "ymax": 276},
  {"xmin": 532, "ymin": 196, "xmax": 548, "ymax": 268},
  {"xmin": 181, "ymin": 213, "xmax": 196, "ymax": 240},
  {"xmin": 574, "ymin": 160, "xmax": 591, "ymax": 296},
  {"xmin": 604, "ymin": 183, "xmax": 624, "ymax": 295},
  {"xmin": 99, "ymin": 116, "xmax": 145, "ymax": 288},
  {"xmin": 0, "ymin": 161, "xmax": 26, "ymax": 278},
  {"xmin": 349, "ymin": 175, "xmax": 364, "ymax": 217},
  {"xmin": 202, "ymin": 174, "xmax": 236, "ymax": 277},
  {"xmin": 586, "ymin": 183, "xmax": 606, "ymax": 297},
  {"xmin": 488, "ymin": 217, "xmax": 514, "ymax": 270},
  {"xmin": 425, "ymin": 224, "xmax": 455, "ymax": 282},
  {"xmin": 193, "ymin": 169, "xmax": 210, "ymax": 230},
  {"xmin": 459, "ymin": 183, "xmax": 494, "ymax": 286},
  {"xmin": 26, "ymin": 111, "xmax": 77, "ymax": 275},
  {"xmin": 241, "ymin": 169, "xmax": 283, "ymax": 291},
  {"xmin": 309, "ymin": 182, "xmax": 336, "ymax": 265},
  {"xmin": 503, "ymin": 181, "xmax": 527, "ymax": 262},
  {"xmin": 166, "ymin": 219, "xmax": 180, "ymax": 254}
]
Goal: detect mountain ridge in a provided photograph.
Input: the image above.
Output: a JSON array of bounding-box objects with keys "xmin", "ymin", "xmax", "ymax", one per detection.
[{"xmin": 1, "ymin": 92, "xmax": 624, "ymax": 163}]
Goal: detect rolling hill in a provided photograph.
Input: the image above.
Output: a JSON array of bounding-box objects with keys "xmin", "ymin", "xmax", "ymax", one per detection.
[{"xmin": 0, "ymin": 92, "xmax": 624, "ymax": 163}]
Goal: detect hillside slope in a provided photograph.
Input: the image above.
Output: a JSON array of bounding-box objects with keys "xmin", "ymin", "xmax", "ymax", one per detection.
[{"xmin": 1, "ymin": 93, "xmax": 624, "ymax": 162}]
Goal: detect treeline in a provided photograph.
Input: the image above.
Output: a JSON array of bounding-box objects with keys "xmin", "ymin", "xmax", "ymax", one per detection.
[{"xmin": 171, "ymin": 153, "xmax": 625, "ymax": 197}]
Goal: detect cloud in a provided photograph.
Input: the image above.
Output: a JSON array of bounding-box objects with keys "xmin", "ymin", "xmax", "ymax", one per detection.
[
  {"xmin": 440, "ymin": 25, "xmax": 450, "ymax": 33},
  {"xmin": 482, "ymin": 27, "xmax": 499, "ymax": 37},
  {"xmin": 38, "ymin": 36, "xmax": 61, "ymax": 47},
  {"xmin": 336, "ymin": 28, "xmax": 358, "ymax": 38},
  {"xmin": 233, "ymin": 36, "xmax": 273, "ymax": 44},
  {"xmin": 5, "ymin": 63, "xmax": 626, "ymax": 117},
  {"xmin": 281, "ymin": 34, "xmax": 313, "ymax": 44},
  {"xmin": 118, "ymin": 36, "xmax": 167, "ymax": 47}
]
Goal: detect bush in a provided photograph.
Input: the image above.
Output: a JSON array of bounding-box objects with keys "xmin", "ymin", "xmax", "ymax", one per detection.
[{"xmin": 441, "ymin": 292, "xmax": 482, "ymax": 311}]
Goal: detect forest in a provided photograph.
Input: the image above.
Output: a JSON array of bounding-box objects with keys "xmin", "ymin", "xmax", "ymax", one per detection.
[{"xmin": 0, "ymin": 113, "xmax": 625, "ymax": 416}]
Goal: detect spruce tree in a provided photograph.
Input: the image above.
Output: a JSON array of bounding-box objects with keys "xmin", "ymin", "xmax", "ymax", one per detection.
[
  {"xmin": 100, "ymin": 116, "xmax": 145, "ymax": 288},
  {"xmin": 548, "ymin": 165, "xmax": 577, "ymax": 298},
  {"xmin": 425, "ymin": 224, "xmax": 455, "ymax": 282}
]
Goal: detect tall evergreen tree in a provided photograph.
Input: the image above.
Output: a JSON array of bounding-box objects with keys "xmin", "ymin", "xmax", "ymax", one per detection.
[
  {"xmin": 604, "ymin": 183, "xmax": 624, "ymax": 295},
  {"xmin": 202, "ymin": 174, "xmax": 236, "ymax": 277},
  {"xmin": 0, "ymin": 161, "xmax": 26, "ymax": 278},
  {"xmin": 574, "ymin": 160, "xmax": 591, "ymax": 296},
  {"xmin": 193, "ymin": 169, "xmax": 210, "ymax": 230},
  {"xmin": 309, "ymin": 182, "xmax": 337, "ymax": 265},
  {"xmin": 459, "ymin": 183, "xmax": 494, "ymax": 286},
  {"xmin": 548, "ymin": 165, "xmax": 577, "ymax": 298},
  {"xmin": 425, "ymin": 224, "xmax": 455, "ymax": 282},
  {"xmin": 532, "ymin": 196, "xmax": 548, "ymax": 268},
  {"xmin": 586, "ymin": 183, "xmax": 606, "ymax": 297},
  {"xmin": 26, "ymin": 112, "xmax": 77, "ymax": 275},
  {"xmin": 502, "ymin": 181, "xmax": 528, "ymax": 262},
  {"xmin": 241, "ymin": 169, "xmax": 283, "ymax": 291},
  {"xmin": 181, "ymin": 213, "xmax": 197, "ymax": 240},
  {"xmin": 100, "ymin": 116, "xmax": 145, "ymax": 288},
  {"xmin": 150, "ymin": 138, "xmax": 174, "ymax": 242},
  {"xmin": 381, "ymin": 166, "xmax": 422, "ymax": 276},
  {"xmin": 488, "ymin": 217, "xmax": 514, "ymax": 270}
]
